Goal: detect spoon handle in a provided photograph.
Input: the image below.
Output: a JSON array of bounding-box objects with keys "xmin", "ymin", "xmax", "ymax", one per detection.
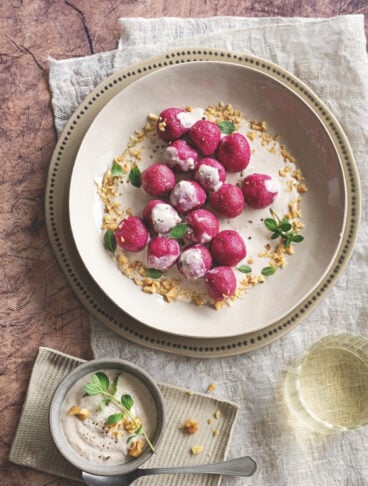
[{"xmin": 140, "ymin": 455, "xmax": 257, "ymax": 477}]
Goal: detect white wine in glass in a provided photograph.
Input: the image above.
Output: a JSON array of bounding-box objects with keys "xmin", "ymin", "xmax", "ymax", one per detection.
[{"xmin": 285, "ymin": 334, "xmax": 368, "ymax": 432}]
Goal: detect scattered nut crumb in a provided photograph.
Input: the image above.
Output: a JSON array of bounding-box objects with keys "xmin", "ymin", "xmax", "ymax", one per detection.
[
  {"xmin": 180, "ymin": 419, "xmax": 199, "ymax": 435},
  {"xmin": 207, "ymin": 383, "xmax": 216, "ymax": 393},
  {"xmin": 187, "ymin": 390, "xmax": 194, "ymax": 396},
  {"xmin": 214, "ymin": 410, "xmax": 221, "ymax": 420},
  {"xmin": 213, "ymin": 429, "xmax": 219, "ymax": 437},
  {"xmin": 191, "ymin": 445, "xmax": 204, "ymax": 455},
  {"xmin": 207, "ymin": 418, "xmax": 213, "ymax": 425}
]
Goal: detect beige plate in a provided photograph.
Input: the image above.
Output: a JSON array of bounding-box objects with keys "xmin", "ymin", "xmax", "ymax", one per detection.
[{"xmin": 46, "ymin": 48, "xmax": 360, "ymax": 356}]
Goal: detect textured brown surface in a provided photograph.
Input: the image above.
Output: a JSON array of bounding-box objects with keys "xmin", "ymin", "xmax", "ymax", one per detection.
[{"xmin": 1, "ymin": 2, "xmax": 367, "ymax": 485}]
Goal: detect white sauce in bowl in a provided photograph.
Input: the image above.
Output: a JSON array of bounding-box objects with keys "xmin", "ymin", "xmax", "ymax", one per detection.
[{"xmin": 61, "ymin": 369, "xmax": 157, "ymax": 465}]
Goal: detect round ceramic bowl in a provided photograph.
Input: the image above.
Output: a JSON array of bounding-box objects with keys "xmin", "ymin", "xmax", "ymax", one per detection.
[{"xmin": 49, "ymin": 358, "xmax": 165, "ymax": 475}]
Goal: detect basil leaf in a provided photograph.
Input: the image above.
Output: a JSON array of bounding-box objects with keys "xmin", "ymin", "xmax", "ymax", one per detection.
[
  {"xmin": 168, "ymin": 223, "xmax": 188, "ymax": 239},
  {"xmin": 217, "ymin": 120, "xmax": 236, "ymax": 134},
  {"xmin": 94, "ymin": 372, "xmax": 110, "ymax": 391},
  {"xmin": 261, "ymin": 266, "xmax": 276, "ymax": 276},
  {"xmin": 111, "ymin": 163, "xmax": 123, "ymax": 177},
  {"xmin": 264, "ymin": 218, "xmax": 278, "ymax": 231},
  {"xmin": 146, "ymin": 268, "xmax": 163, "ymax": 279},
  {"xmin": 280, "ymin": 222, "xmax": 292, "ymax": 232},
  {"xmin": 104, "ymin": 230, "xmax": 116, "ymax": 254},
  {"xmin": 121, "ymin": 394, "xmax": 134, "ymax": 411},
  {"xmin": 100, "ymin": 398, "xmax": 110, "ymax": 411},
  {"xmin": 129, "ymin": 166, "xmax": 141, "ymax": 187},
  {"xmin": 110, "ymin": 373, "xmax": 121, "ymax": 396},
  {"xmin": 237, "ymin": 265, "xmax": 252, "ymax": 274},
  {"xmin": 83, "ymin": 383, "xmax": 103, "ymax": 396},
  {"xmin": 292, "ymin": 234, "xmax": 304, "ymax": 243},
  {"xmin": 106, "ymin": 413, "xmax": 124, "ymax": 425}
]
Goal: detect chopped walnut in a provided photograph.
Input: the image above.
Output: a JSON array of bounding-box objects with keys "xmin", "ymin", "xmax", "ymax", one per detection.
[
  {"xmin": 213, "ymin": 429, "xmax": 219, "ymax": 437},
  {"xmin": 207, "ymin": 418, "xmax": 212, "ymax": 425},
  {"xmin": 191, "ymin": 445, "xmax": 204, "ymax": 455},
  {"xmin": 180, "ymin": 419, "xmax": 199, "ymax": 435},
  {"xmin": 128, "ymin": 439, "xmax": 145, "ymax": 458},
  {"xmin": 187, "ymin": 390, "xmax": 194, "ymax": 396},
  {"xmin": 214, "ymin": 410, "xmax": 221, "ymax": 420},
  {"xmin": 123, "ymin": 416, "xmax": 142, "ymax": 433},
  {"xmin": 68, "ymin": 406, "xmax": 90, "ymax": 421},
  {"xmin": 207, "ymin": 383, "xmax": 216, "ymax": 393},
  {"xmin": 246, "ymin": 131, "xmax": 257, "ymax": 141}
]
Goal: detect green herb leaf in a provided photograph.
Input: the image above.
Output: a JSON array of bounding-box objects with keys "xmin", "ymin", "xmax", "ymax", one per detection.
[
  {"xmin": 168, "ymin": 223, "xmax": 188, "ymax": 239},
  {"xmin": 94, "ymin": 372, "xmax": 110, "ymax": 391},
  {"xmin": 292, "ymin": 234, "xmax": 304, "ymax": 243},
  {"xmin": 261, "ymin": 266, "xmax": 276, "ymax": 276},
  {"xmin": 217, "ymin": 120, "xmax": 236, "ymax": 134},
  {"xmin": 103, "ymin": 230, "xmax": 116, "ymax": 254},
  {"xmin": 135, "ymin": 425, "xmax": 142, "ymax": 435},
  {"xmin": 280, "ymin": 222, "xmax": 292, "ymax": 232},
  {"xmin": 121, "ymin": 394, "xmax": 134, "ymax": 411},
  {"xmin": 83, "ymin": 383, "xmax": 103, "ymax": 396},
  {"xmin": 284, "ymin": 238, "xmax": 292, "ymax": 248},
  {"xmin": 110, "ymin": 373, "xmax": 121, "ymax": 396},
  {"xmin": 129, "ymin": 166, "xmax": 141, "ymax": 188},
  {"xmin": 237, "ymin": 265, "xmax": 252, "ymax": 274},
  {"xmin": 100, "ymin": 398, "xmax": 111, "ymax": 411},
  {"xmin": 146, "ymin": 268, "xmax": 163, "ymax": 279},
  {"xmin": 111, "ymin": 163, "xmax": 123, "ymax": 177},
  {"xmin": 271, "ymin": 232, "xmax": 280, "ymax": 240},
  {"xmin": 106, "ymin": 413, "xmax": 124, "ymax": 425},
  {"xmin": 127, "ymin": 435, "xmax": 135, "ymax": 444},
  {"xmin": 264, "ymin": 218, "xmax": 278, "ymax": 231}
]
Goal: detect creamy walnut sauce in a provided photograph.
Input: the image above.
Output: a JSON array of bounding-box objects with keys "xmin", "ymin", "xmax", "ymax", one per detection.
[{"xmin": 61, "ymin": 370, "xmax": 157, "ymax": 465}]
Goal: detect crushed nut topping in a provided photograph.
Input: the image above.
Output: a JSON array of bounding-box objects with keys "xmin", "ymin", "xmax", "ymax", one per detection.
[
  {"xmin": 68, "ymin": 406, "xmax": 90, "ymax": 421},
  {"xmin": 214, "ymin": 410, "xmax": 221, "ymax": 420},
  {"xmin": 207, "ymin": 383, "xmax": 216, "ymax": 393},
  {"xmin": 123, "ymin": 416, "xmax": 142, "ymax": 433},
  {"xmin": 128, "ymin": 439, "xmax": 145, "ymax": 458}
]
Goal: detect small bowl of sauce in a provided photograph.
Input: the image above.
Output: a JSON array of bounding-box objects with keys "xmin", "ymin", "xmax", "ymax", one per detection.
[{"xmin": 49, "ymin": 359, "xmax": 165, "ymax": 475}]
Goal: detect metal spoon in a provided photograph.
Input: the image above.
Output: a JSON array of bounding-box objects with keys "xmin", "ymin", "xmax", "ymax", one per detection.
[{"xmin": 82, "ymin": 455, "xmax": 257, "ymax": 485}]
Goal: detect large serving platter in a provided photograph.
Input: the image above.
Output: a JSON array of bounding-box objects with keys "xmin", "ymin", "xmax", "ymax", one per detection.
[{"xmin": 46, "ymin": 48, "xmax": 360, "ymax": 356}]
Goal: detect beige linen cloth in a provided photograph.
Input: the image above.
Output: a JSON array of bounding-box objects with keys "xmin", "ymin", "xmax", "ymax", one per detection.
[
  {"xmin": 10, "ymin": 347, "xmax": 239, "ymax": 484},
  {"xmin": 47, "ymin": 16, "xmax": 368, "ymax": 485}
]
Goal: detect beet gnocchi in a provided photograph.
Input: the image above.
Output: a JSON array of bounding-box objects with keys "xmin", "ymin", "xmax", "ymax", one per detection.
[{"xmin": 99, "ymin": 102, "xmax": 307, "ymax": 309}]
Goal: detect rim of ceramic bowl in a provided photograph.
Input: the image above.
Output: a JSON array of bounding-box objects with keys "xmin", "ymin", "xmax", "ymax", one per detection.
[{"xmin": 49, "ymin": 358, "xmax": 166, "ymax": 475}]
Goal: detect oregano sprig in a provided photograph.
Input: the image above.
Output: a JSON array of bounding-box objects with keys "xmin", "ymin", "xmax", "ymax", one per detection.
[
  {"xmin": 83, "ymin": 373, "xmax": 155, "ymax": 452},
  {"xmin": 264, "ymin": 208, "xmax": 304, "ymax": 248}
]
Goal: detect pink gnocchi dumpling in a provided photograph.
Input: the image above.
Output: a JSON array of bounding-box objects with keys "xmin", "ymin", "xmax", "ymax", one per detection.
[
  {"xmin": 143, "ymin": 200, "xmax": 181, "ymax": 235},
  {"xmin": 185, "ymin": 209, "xmax": 219, "ymax": 244},
  {"xmin": 216, "ymin": 133, "xmax": 251, "ymax": 172},
  {"xmin": 163, "ymin": 139, "xmax": 199, "ymax": 172},
  {"xmin": 115, "ymin": 216, "xmax": 149, "ymax": 252},
  {"xmin": 177, "ymin": 244, "xmax": 212, "ymax": 280},
  {"xmin": 241, "ymin": 173, "xmax": 279, "ymax": 209},
  {"xmin": 147, "ymin": 236, "xmax": 180, "ymax": 270},
  {"xmin": 141, "ymin": 163, "xmax": 175, "ymax": 197},
  {"xmin": 169, "ymin": 180, "xmax": 206, "ymax": 214},
  {"xmin": 156, "ymin": 108, "xmax": 194, "ymax": 142},
  {"xmin": 194, "ymin": 158, "xmax": 226, "ymax": 193},
  {"xmin": 188, "ymin": 120, "xmax": 221, "ymax": 156},
  {"xmin": 209, "ymin": 183, "xmax": 245, "ymax": 218},
  {"xmin": 210, "ymin": 230, "xmax": 246, "ymax": 267},
  {"xmin": 205, "ymin": 266, "xmax": 237, "ymax": 301}
]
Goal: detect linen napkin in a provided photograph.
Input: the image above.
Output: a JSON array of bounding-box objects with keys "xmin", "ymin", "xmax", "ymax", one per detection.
[
  {"xmin": 49, "ymin": 15, "xmax": 368, "ymax": 485},
  {"xmin": 9, "ymin": 347, "xmax": 239, "ymax": 485}
]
